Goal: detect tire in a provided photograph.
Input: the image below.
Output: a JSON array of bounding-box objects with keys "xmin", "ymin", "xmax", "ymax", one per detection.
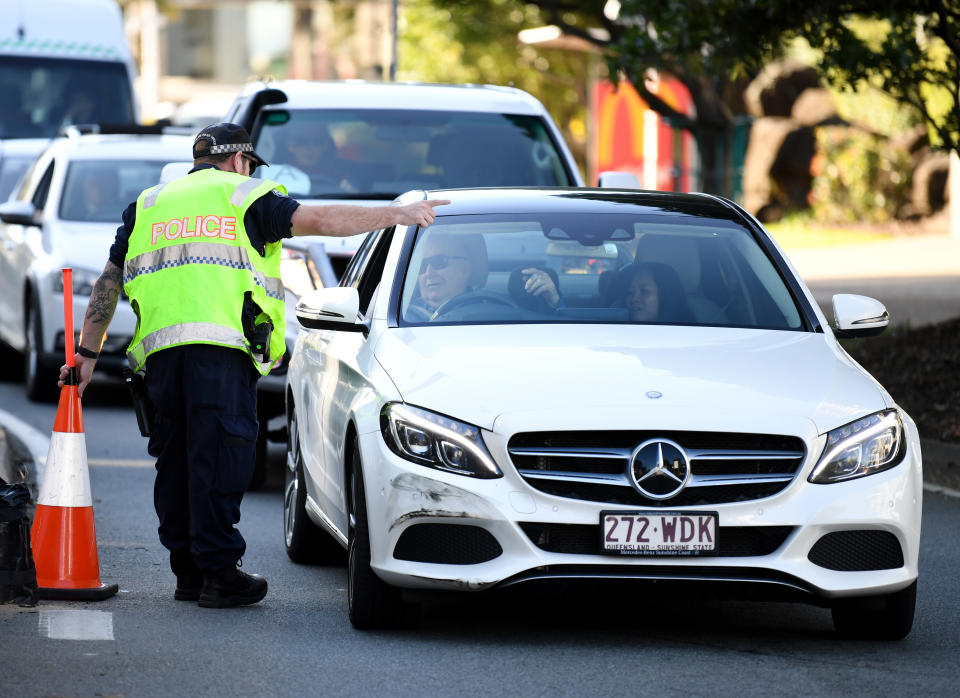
[
  {"xmin": 283, "ymin": 409, "xmax": 344, "ymax": 564},
  {"xmin": 831, "ymin": 580, "xmax": 917, "ymax": 640},
  {"xmin": 24, "ymin": 298, "xmax": 58, "ymax": 403},
  {"xmin": 347, "ymin": 441, "xmax": 417, "ymax": 629}
]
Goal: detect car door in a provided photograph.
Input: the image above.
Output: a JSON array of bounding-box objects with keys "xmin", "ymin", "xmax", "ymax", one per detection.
[
  {"xmin": 296, "ymin": 227, "xmax": 383, "ymax": 523},
  {"xmin": 306, "ymin": 226, "xmax": 395, "ymax": 534},
  {"xmin": 0, "ymin": 155, "xmax": 54, "ymax": 350}
]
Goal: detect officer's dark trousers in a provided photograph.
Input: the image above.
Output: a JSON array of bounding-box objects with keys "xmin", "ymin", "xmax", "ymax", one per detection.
[{"xmin": 145, "ymin": 345, "xmax": 259, "ymax": 572}]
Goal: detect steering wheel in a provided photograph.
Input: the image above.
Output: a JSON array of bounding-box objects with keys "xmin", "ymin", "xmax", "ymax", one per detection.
[{"xmin": 430, "ymin": 291, "xmax": 519, "ymax": 319}]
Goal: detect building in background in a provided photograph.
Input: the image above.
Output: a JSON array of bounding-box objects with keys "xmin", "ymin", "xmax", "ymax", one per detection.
[
  {"xmin": 123, "ymin": 0, "xmax": 395, "ymax": 124},
  {"xmin": 591, "ymin": 75, "xmax": 697, "ymax": 193}
]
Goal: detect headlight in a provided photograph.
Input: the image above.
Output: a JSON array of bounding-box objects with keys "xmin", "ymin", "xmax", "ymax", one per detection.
[
  {"xmin": 809, "ymin": 410, "xmax": 904, "ymax": 484},
  {"xmin": 380, "ymin": 403, "xmax": 502, "ymax": 479},
  {"xmin": 52, "ymin": 267, "xmax": 100, "ymax": 297}
]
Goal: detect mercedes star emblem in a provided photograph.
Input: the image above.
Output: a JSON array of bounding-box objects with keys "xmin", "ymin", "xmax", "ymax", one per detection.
[{"xmin": 628, "ymin": 438, "xmax": 691, "ymax": 499}]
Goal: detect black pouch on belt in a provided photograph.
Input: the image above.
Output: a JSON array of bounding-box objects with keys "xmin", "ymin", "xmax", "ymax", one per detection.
[{"xmin": 122, "ymin": 367, "xmax": 156, "ymax": 438}]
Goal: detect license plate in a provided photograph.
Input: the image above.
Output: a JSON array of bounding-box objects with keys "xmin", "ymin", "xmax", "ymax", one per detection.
[{"xmin": 601, "ymin": 511, "xmax": 718, "ymax": 555}]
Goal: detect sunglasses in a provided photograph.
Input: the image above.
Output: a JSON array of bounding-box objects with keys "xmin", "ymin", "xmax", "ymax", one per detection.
[{"xmin": 420, "ymin": 254, "xmax": 468, "ymax": 273}]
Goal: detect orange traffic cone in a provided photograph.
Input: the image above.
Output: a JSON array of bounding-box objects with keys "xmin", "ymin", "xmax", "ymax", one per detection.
[{"xmin": 29, "ymin": 268, "xmax": 117, "ymax": 601}]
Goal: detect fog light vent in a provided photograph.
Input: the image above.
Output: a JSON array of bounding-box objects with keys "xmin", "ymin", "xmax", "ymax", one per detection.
[
  {"xmin": 808, "ymin": 530, "xmax": 904, "ymax": 571},
  {"xmin": 393, "ymin": 523, "xmax": 502, "ymax": 565}
]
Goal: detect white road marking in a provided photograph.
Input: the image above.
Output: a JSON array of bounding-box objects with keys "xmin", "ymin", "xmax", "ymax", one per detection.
[
  {"xmin": 88, "ymin": 458, "xmax": 156, "ymax": 468},
  {"xmin": 38, "ymin": 610, "xmax": 114, "ymax": 641}
]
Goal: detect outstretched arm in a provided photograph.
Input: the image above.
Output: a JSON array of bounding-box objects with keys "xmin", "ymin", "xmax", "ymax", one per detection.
[
  {"xmin": 290, "ymin": 199, "xmax": 449, "ymax": 237},
  {"xmin": 58, "ymin": 260, "xmax": 123, "ymax": 397}
]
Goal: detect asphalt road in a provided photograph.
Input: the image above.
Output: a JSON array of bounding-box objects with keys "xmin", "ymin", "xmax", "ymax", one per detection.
[
  {"xmin": 1, "ymin": 380, "xmax": 960, "ymax": 697},
  {"xmin": 783, "ymin": 233, "xmax": 960, "ymax": 329}
]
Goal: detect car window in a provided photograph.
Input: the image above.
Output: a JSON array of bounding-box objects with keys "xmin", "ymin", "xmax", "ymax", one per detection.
[
  {"xmin": 251, "ymin": 109, "xmax": 573, "ymax": 199},
  {"xmin": 339, "ymin": 227, "xmax": 384, "ymax": 289},
  {"xmin": 355, "ymin": 229, "xmax": 395, "ymax": 316},
  {"xmin": 399, "ymin": 213, "xmax": 804, "ymax": 330},
  {"xmin": 59, "ymin": 160, "xmax": 170, "ymax": 222},
  {"xmin": 0, "ymin": 157, "xmax": 32, "ymax": 202},
  {"xmin": 31, "ymin": 161, "xmax": 55, "ymax": 211}
]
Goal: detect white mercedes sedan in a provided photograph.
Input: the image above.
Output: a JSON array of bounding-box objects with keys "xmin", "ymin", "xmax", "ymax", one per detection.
[{"xmin": 283, "ymin": 187, "xmax": 922, "ymax": 637}]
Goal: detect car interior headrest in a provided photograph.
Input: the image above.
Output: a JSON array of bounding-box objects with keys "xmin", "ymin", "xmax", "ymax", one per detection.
[{"xmin": 633, "ymin": 233, "xmax": 700, "ymax": 293}]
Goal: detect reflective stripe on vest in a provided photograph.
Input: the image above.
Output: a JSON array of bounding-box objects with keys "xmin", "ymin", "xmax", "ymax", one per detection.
[
  {"xmin": 126, "ymin": 322, "xmax": 271, "ymax": 373},
  {"xmin": 231, "ymin": 177, "xmax": 263, "ymax": 206},
  {"xmin": 123, "ymin": 242, "xmax": 284, "ymax": 300},
  {"xmin": 143, "ymin": 183, "xmax": 166, "ymax": 209}
]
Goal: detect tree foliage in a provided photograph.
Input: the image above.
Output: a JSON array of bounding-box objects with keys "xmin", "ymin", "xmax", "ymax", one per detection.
[{"xmin": 524, "ymin": 0, "xmax": 959, "ymax": 154}]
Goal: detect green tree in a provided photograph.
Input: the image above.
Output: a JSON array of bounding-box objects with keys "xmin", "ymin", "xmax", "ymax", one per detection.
[{"xmin": 513, "ymin": 0, "xmax": 958, "ymax": 193}]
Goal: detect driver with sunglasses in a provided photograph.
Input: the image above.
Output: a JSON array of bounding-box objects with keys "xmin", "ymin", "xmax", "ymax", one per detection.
[{"xmin": 409, "ymin": 232, "xmax": 560, "ymax": 321}]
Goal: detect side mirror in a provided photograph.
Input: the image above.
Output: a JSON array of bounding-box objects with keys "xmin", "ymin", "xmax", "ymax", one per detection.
[
  {"xmin": 597, "ymin": 171, "xmax": 640, "ymax": 189},
  {"xmin": 295, "ymin": 287, "xmax": 367, "ymax": 333},
  {"xmin": 0, "ymin": 200, "xmax": 40, "ymax": 227},
  {"xmin": 832, "ymin": 294, "xmax": 889, "ymax": 338}
]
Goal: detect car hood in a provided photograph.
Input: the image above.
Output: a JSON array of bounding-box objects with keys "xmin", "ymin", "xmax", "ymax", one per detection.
[
  {"xmin": 48, "ymin": 221, "xmax": 119, "ymax": 271},
  {"xmin": 374, "ymin": 324, "xmax": 886, "ymax": 436}
]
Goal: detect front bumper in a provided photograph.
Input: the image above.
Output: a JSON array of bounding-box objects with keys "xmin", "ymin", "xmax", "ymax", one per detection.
[{"xmin": 358, "ymin": 421, "xmax": 922, "ymax": 601}]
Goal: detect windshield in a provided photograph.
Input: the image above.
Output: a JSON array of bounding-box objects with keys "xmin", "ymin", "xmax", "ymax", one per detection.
[
  {"xmin": 400, "ymin": 213, "xmax": 804, "ymax": 330},
  {"xmin": 252, "ymin": 109, "xmax": 574, "ymax": 199},
  {"xmin": 59, "ymin": 160, "xmax": 170, "ymax": 222},
  {"xmin": 0, "ymin": 57, "xmax": 134, "ymax": 139},
  {"xmin": 0, "ymin": 157, "xmax": 32, "ymax": 201}
]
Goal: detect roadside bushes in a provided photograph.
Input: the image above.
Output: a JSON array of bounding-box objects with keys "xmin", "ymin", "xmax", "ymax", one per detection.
[{"xmin": 809, "ymin": 127, "xmax": 912, "ymax": 224}]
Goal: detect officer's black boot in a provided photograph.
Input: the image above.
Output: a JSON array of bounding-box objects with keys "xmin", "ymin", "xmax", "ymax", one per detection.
[
  {"xmin": 198, "ymin": 566, "xmax": 268, "ymax": 608},
  {"xmin": 170, "ymin": 548, "xmax": 204, "ymax": 602}
]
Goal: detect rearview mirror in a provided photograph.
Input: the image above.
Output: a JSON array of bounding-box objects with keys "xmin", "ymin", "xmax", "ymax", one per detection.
[
  {"xmin": 832, "ymin": 294, "xmax": 889, "ymax": 338},
  {"xmin": 597, "ymin": 171, "xmax": 640, "ymax": 189},
  {"xmin": 159, "ymin": 162, "xmax": 192, "ymax": 184}
]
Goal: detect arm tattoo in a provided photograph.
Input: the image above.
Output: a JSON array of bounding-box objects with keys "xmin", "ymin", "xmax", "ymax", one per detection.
[{"xmin": 86, "ymin": 262, "xmax": 123, "ymax": 325}]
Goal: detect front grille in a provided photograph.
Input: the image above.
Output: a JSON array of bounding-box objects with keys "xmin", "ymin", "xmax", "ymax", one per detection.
[
  {"xmin": 393, "ymin": 523, "xmax": 503, "ymax": 565},
  {"xmin": 808, "ymin": 530, "xmax": 904, "ymax": 571},
  {"xmin": 519, "ymin": 523, "xmax": 794, "ymax": 557},
  {"xmin": 509, "ymin": 430, "xmax": 805, "ymax": 506}
]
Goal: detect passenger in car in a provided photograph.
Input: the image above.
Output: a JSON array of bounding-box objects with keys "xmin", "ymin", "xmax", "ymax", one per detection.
[{"xmin": 614, "ymin": 262, "xmax": 694, "ymax": 323}]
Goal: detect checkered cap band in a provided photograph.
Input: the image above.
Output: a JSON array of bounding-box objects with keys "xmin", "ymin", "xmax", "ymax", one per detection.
[{"xmin": 208, "ymin": 142, "xmax": 255, "ymax": 155}]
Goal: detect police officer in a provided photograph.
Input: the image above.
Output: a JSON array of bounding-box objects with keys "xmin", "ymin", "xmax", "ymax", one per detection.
[{"xmin": 59, "ymin": 123, "xmax": 447, "ymax": 608}]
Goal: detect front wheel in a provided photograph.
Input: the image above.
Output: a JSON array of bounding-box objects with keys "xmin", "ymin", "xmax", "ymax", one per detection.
[
  {"xmin": 831, "ymin": 580, "xmax": 917, "ymax": 640},
  {"xmin": 24, "ymin": 298, "xmax": 58, "ymax": 403},
  {"xmin": 347, "ymin": 441, "xmax": 417, "ymax": 629}
]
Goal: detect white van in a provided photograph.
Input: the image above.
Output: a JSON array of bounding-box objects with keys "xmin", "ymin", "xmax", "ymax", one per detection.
[
  {"xmin": 0, "ymin": 0, "xmax": 138, "ymax": 139},
  {"xmin": 0, "ymin": 0, "xmax": 138, "ymax": 201}
]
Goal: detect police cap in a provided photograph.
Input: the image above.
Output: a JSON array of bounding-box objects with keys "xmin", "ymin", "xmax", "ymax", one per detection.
[{"xmin": 193, "ymin": 122, "xmax": 268, "ymax": 168}]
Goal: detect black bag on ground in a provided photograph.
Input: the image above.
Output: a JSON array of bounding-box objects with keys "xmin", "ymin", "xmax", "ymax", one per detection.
[{"xmin": 0, "ymin": 483, "xmax": 39, "ymax": 607}]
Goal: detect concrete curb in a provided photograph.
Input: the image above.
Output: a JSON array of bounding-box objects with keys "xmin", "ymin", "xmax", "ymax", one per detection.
[{"xmin": 0, "ymin": 409, "xmax": 48, "ymax": 490}]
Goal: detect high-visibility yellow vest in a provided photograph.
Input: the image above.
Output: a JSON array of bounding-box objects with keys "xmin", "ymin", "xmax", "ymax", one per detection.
[{"xmin": 123, "ymin": 168, "xmax": 288, "ymax": 375}]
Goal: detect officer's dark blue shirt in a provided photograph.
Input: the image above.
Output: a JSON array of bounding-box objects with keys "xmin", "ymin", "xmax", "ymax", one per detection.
[{"xmin": 108, "ymin": 163, "xmax": 301, "ymax": 267}]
